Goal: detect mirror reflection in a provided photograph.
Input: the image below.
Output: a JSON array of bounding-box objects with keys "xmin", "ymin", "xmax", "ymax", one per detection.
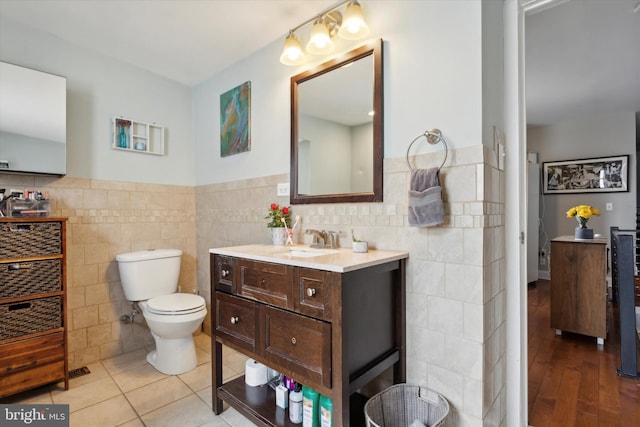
[
  {"xmin": 291, "ymin": 39, "xmax": 383, "ymax": 204},
  {"xmin": 0, "ymin": 62, "xmax": 66, "ymax": 175},
  {"xmin": 297, "ymin": 55, "xmax": 373, "ymax": 195}
]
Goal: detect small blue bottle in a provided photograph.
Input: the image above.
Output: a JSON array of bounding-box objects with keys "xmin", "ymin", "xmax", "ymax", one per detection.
[{"xmin": 118, "ymin": 125, "xmax": 128, "ymax": 148}]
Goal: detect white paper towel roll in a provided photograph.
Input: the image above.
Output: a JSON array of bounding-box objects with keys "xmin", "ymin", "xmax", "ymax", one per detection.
[{"xmin": 245, "ymin": 358, "xmax": 268, "ymax": 386}]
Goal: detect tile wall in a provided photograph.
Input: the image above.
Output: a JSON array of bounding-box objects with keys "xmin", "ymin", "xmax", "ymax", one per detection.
[{"xmin": 0, "ymin": 174, "xmax": 197, "ymax": 371}]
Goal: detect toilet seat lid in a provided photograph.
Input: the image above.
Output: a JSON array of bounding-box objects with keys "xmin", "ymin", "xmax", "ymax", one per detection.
[{"xmin": 146, "ymin": 294, "xmax": 206, "ymax": 315}]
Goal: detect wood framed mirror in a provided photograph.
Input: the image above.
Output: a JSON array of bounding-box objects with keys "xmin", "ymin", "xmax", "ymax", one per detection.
[{"xmin": 290, "ymin": 39, "xmax": 383, "ymax": 204}]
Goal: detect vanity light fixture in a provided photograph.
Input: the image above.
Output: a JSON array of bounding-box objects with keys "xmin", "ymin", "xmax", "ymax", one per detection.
[
  {"xmin": 279, "ymin": 0, "xmax": 369, "ymax": 66},
  {"xmin": 280, "ymin": 32, "xmax": 304, "ymax": 65},
  {"xmin": 338, "ymin": 0, "xmax": 369, "ymax": 39},
  {"xmin": 306, "ymin": 17, "xmax": 335, "ymax": 54}
]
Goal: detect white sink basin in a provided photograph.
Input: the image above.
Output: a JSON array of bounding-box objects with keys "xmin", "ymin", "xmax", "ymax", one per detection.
[{"xmin": 277, "ymin": 248, "xmax": 341, "ymax": 258}]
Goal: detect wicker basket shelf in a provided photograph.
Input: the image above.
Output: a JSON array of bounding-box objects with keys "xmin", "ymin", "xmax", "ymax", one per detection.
[
  {"xmin": 0, "ymin": 217, "xmax": 68, "ymax": 398},
  {"xmin": 0, "ymin": 221, "xmax": 62, "ymax": 258}
]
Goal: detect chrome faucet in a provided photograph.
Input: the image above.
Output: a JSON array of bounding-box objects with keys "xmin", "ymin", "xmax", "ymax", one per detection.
[
  {"xmin": 306, "ymin": 229, "xmax": 341, "ymax": 248},
  {"xmin": 306, "ymin": 229, "xmax": 327, "ymax": 248},
  {"xmin": 325, "ymin": 231, "xmax": 341, "ymax": 249}
]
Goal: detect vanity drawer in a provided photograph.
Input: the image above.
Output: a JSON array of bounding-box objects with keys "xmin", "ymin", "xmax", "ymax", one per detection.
[
  {"xmin": 259, "ymin": 304, "xmax": 331, "ymax": 389},
  {"xmin": 294, "ymin": 268, "xmax": 335, "ymax": 321},
  {"xmin": 213, "ymin": 255, "xmax": 235, "ymax": 294},
  {"xmin": 238, "ymin": 259, "xmax": 294, "ymax": 310},
  {"xmin": 215, "ymin": 292, "xmax": 256, "ymax": 353}
]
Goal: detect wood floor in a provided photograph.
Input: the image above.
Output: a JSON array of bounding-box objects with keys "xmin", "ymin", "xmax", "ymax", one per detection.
[{"xmin": 527, "ymin": 280, "xmax": 640, "ymax": 426}]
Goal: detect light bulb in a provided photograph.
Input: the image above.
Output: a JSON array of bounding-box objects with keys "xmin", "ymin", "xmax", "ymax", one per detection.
[
  {"xmin": 338, "ymin": 1, "xmax": 369, "ymax": 40},
  {"xmin": 306, "ymin": 20, "xmax": 334, "ymax": 55},
  {"xmin": 280, "ymin": 32, "xmax": 304, "ymax": 65}
]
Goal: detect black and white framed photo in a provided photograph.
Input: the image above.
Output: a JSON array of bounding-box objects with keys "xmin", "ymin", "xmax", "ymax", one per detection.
[{"xmin": 542, "ymin": 155, "xmax": 629, "ymax": 194}]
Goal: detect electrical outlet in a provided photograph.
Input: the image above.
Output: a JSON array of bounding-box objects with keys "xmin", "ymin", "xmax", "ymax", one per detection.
[
  {"xmin": 277, "ymin": 183, "xmax": 290, "ymax": 196},
  {"xmin": 606, "ymin": 202, "xmax": 613, "ymax": 211}
]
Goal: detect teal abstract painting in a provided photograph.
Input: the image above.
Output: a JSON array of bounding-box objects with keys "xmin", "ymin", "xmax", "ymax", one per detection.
[{"xmin": 220, "ymin": 81, "xmax": 251, "ymax": 157}]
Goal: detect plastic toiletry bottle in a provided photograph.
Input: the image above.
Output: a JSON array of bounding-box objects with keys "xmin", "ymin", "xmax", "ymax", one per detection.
[
  {"xmin": 289, "ymin": 384, "xmax": 303, "ymax": 424},
  {"xmin": 284, "ymin": 376, "xmax": 297, "ymax": 390},
  {"xmin": 302, "ymin": 385, "xmax": 320, "ymax": 427},
  {"xmin": 319, "ymin": 395, "xmax": 332, "ymax": 427}
]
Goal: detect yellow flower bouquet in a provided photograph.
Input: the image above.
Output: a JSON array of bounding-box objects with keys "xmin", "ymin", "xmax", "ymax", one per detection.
[{"xmin": 566, "ymin": 205, "xmax": 600, "ymax": 229}]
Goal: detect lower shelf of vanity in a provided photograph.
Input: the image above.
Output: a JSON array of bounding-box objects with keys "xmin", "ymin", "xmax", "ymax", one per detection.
[{"xmin": 218, "ymin": 376, "xmax": 368, "ymax": 427}]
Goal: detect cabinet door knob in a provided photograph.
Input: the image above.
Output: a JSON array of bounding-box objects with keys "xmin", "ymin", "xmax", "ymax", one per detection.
[
  {"xmin": 291, "ymin": 337, "xmax": 297, "ymax": 345},
  {"xmin": 306, "ymin": 288, "xmax": 316, "ymax": 297},
  {"xmin": 230, "ymin": 316, "xmax": 239, "ymax": 324},
  {"xmin": 221, "ymin": 269, "xmax": 229, "ymax": 277}
]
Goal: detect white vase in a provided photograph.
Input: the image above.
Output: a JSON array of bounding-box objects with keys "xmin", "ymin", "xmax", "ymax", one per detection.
[
  {"xmin": 352, "ymin": 241, "xmax": 368, "ymax": 253},
  {"xmin": 271, "ymin": 227, "xmax": 286, "ymax": 245}
]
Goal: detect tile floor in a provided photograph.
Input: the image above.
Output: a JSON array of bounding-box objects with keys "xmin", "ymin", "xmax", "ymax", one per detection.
[{"xmin": 1, "ymin": 334, "xmax": 256, "ymax": 427}]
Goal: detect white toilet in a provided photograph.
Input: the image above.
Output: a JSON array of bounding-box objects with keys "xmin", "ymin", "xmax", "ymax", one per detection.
[{"xmin": 116, "ymin": 249, "xmax": 207, "ymax": 375}]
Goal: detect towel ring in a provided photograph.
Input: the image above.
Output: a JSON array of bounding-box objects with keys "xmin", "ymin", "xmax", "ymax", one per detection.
[{"xmin": 406, "ymin": 129, "xmax": 448, "ymax": 172}]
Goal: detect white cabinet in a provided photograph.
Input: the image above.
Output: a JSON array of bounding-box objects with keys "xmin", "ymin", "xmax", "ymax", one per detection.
[{"xmin": 112, "ymin": 116, "xmax": 165, "ymax": 155}]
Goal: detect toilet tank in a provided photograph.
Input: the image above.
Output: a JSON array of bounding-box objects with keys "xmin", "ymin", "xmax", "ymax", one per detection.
[{"xmin": 116, "ymin": 249, "xmax": 182, "ymax": 301}]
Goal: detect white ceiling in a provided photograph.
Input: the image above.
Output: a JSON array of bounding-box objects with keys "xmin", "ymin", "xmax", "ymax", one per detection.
[
  {"xmin": 525, "ymin": 0, "xmax": 640, "ymax": 126},
  {"xmin": 1, "ymin": 0, "xmax": 639, "ymax": 126},
  {"xmin": 0, "ymin": 0, "xmax": 336, "ymax": 86}
]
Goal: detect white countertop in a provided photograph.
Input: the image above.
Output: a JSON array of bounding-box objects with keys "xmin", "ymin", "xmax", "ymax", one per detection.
[{"xmin": 209, "ymin": 244, "xmax": 409, "ymax": 273}]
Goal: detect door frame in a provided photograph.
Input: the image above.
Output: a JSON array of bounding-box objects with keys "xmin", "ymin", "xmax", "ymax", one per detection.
[{"xmin": 504, "ymin": 1, "xmax": 569, "ymax": 425}]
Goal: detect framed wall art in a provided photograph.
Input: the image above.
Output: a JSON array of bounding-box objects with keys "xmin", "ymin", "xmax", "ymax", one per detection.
[
  {"xmin": 220, "ymin": 81, "xmax": 251, "ymax": 157},
  {"xmin": 542, "ymin": 155, "xmax": 629, "ymax": 194}
]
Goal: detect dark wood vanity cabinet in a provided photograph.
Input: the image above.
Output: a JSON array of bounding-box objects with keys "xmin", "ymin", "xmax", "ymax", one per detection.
[
  {"xmin": 238, "ymin": 258, "xmax": 295, "ymax": 310},
  {"xmin": 215, "ymin": 292, "xmax": 256, "ymax": 353},
  {"xmin": 0, "ymin": 218, "xmax": 68, "ymax": 398},
  {"xmin": 260, "ymin": 303, "xmax": 332, "ymax": 389},
  {"xmin": 211, "ymin": 252, "xmax": 406, "ymax": 427}
]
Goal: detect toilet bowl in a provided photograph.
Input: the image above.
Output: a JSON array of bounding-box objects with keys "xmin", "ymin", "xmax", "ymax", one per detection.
[
  {"xmin": 116, "ymin": 249, "xmax": 207, "ymax": 375},
  {"xmin": 140, "ymin": 293, "xmax": 206, "ymax": 375}
]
